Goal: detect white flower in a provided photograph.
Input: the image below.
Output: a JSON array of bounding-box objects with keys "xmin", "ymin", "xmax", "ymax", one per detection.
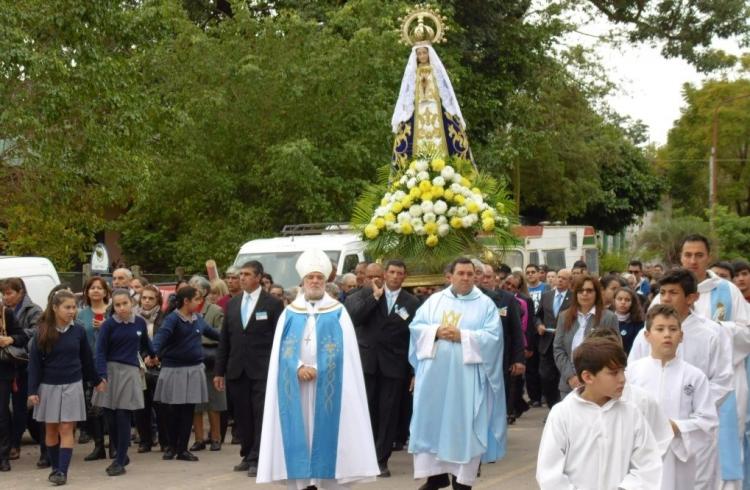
[
  {"xmin": 433, "ymin": 200, "xmax": 448, "ymax": 215},
  {"xmin": 438, "ymin": 224, "xmax": 450, "ymax": 237},
  {"xmin": 399, "ymin": 176, "xmax": 407, "ymax": 185},
  {"xmin": 398, "ymin": 212, "xmax": 410, "ymax": 223},
  {"xmin": 461, "ymin": 216, "xmax": 473, "ymax": 228},
  {"xmin": 437, "ymin": 215, "xmax": 447, "ymax": 225},
  {"xmin": 409, "ymin": 205, "xmax": 423, "ymax": 217},
  {"xmin": 417, "ymin": 171, "xmax": 430, "ymax": 182},
  {"xmin": 440, "ymin": 166, "xmax": 455, "ymax": 180},
  {"xmin": 420, "ymin": 200, "xmax": 434, "ymax": 214},
  {"xmin": 393, "ymin": 190, "xmax": 406, "ymax": 200},
  {"xmin": 415, "ymin": 225, "xmax": 425, "ymax": 235},
  {"xmin": 452, "ymin": 173, "xmax": 463, "ymax": 183},
  {"xmin": 498, "ymin": 216, "xmax": 510, "ymax": 226},
  {"xmin": 407, "ymin": 178, "xmax": 417, "ymax": 189},
  {"xmin": 374, "ymin": 206, "xmax": 387, "ymax": 217},
  {"xmin": 457, "ymin": 206, "xmax": 468, "ymax": 217},
  {"xmin": 411, "ymin": 218, "xmax": 423, "ymax": 229},
  {"xmin": 432, "ymin": 176, "xmax": 446, "ymax": 187},
  {"xmin": 447, "ymin": 207, "xmax": 457, "ymax": 217},
  {"xmin": 406, "ymin": 168, "xmax": 416, "ymax": 177},
  {"xmin": 473, "ymin": 194, "xmax": 484, "ymax": 204},
  {"xmin": 449, "ymin": 183, "xmax": 462, "ymax": 193},
  {"xmin": 386, "ymin": 222, "xmax": 395, "ymax": 231},
  {"xmin": 423, "ymin": 212, "xmax": 436, "ymax": 223},
  {"xmin": 393, "ymin": 223, "xmax": 403, "ymax": 233},
  {"xmin": 414, "ymin": 160, "xmax": 429, "ymax": 172}
]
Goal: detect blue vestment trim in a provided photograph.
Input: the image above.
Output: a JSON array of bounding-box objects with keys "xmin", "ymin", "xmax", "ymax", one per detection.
[{"xmin": 278, "ymin": 308, "xmax": 344, "ymax": 479}]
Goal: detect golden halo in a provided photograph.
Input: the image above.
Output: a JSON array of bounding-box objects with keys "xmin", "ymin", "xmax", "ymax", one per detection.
[{"xmin": 399, "ymin": 4, "xmax": 447, "ymax": 46}]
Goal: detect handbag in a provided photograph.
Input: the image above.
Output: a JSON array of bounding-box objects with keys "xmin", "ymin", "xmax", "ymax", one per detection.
[{"xmin": 0, "ymin": 307, "xmax": 28, "ymax": 364}]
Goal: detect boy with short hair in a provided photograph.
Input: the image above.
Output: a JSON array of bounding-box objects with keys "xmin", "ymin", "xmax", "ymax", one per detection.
[
  {"xmin": 628, "ymin": 304, "xmax": 718, "ymax": 490},
  {"xmin": 536, "ymin": 337, "xmax": 662, "ymax": 489}
]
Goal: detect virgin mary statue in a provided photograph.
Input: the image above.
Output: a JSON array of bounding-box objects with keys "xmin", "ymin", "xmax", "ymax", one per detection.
[{"xmin": 392, "ymin": 8, "xmax": 473, "ymax": 169}]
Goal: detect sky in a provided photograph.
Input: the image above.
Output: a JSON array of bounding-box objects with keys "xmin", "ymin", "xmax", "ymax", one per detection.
[{"xmin": 567, "ymin": 20, "xmax": 745, "ymax": 147}]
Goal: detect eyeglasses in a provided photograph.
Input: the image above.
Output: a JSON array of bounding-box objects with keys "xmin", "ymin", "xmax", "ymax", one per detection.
[
  {"xmin": 628, "ymin": 270, "xmax": 640, "ymax": 274},
  {"xmin": 578, "ymin": 288, "xmax": 595, "ymax": 294}
]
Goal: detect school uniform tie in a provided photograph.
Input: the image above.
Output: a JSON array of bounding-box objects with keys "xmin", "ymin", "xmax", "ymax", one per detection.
[{"xmin": 553, "ymin": 292, "xmax": 563, "ymax": 317}]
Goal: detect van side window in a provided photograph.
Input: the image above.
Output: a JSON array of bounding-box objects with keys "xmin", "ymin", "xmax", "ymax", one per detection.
[{"xmin": 343, "ymin": 254, "xmax": 359, "ymax": 273}]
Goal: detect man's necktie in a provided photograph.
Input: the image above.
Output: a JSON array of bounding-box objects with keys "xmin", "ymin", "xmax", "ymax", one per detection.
[
  {"xmin": 241, "ymin": 294, "xmax": 251, "ymax": 328},
  {"xmin": 386, "ymin": 292, "xmax": 395, "ymax": 313},
  {"xmin": 553, "ymin": 292, "xmax": 563, "ymax": 317}
]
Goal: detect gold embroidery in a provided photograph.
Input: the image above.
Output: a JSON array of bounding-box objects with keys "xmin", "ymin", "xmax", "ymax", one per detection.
[
  {"xmin": 413, "ymin": 65, "xmax": 449, "ymax": 158},
  {"xmin": 322, "ymin": 335, "xmax": 340, "ymax": 413}
]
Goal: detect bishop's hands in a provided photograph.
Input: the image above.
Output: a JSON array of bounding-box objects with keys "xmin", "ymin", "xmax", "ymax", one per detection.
[{"xmin": 297, "ymin": 366, "xmax": 317, "ymax": 382}]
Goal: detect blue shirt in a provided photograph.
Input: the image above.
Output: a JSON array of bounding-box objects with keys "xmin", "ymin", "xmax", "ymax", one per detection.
[
  {"xmin": 95, "ymin": 315, "xmax": 155, "ymax": 379},
  {"xmin": 27, "ymin": 322, "xmax": 99, "ymax": 396},
  {"xmin": 528, "ymin": 283, "xmax": 548, "ymax": 313},
  {"xmin": 152, "ymin": 311, "xmax": 220, "ymax": 367}
]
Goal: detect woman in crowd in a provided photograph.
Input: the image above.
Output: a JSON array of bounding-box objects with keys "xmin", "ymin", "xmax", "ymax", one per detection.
[
  {"xmin": 207, "ymin": 279, "xmax": 228, "ymax": 306},
  {"xmin": 135, "ymin": 285, "xmax": 168, "ymax": 453},
  {"xmin": 152, "ymin": 286, "xmax": 220, "ymax": 462},
  {"xmin": 1, "ymin": 278, "xmax": 42, "ymax": 463},
  {"xmin": 166, "ymin": 279, "xmax": 190, "ymax": 314},
  {"xmin": 503, "ymin": 271, "xmax": 534, "ymax": 423},
  {"xmin": 553, "ymin": 274, "xmax": 619, "ymax": 398},
  {"xmin": 28, "ymin": 290, "xmax": 102, "ymax": 485},
  {"xmin": 130, "ymin": 277, "xmax": 147, "ymax": 304},
  {"xmin": 260, "ymin": 273, "xmax": 273, "ymax": 292},
  {"xmin": 92, "ymin": 289, "xmax": 155, "ymax": 476},
  {"xmin": 187, "ymin": 276, "xmax": 226, "ymax": 452},
  {"xmin": 0, "ymin": 284, "xmax": 27, "ymax": 472},
  {"xmin": 600, "ymin": 274, "xmax": 627, "ymax": 311},
  {"xmin": 612, "ymin": 287, "xmax": 645, "ymax": 354},
  {"xmin": 76, "ymin": 276, "xmax": 111, "ymax": 461}
]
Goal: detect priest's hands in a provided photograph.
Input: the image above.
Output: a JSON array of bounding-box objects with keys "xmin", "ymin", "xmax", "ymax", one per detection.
[
  {"xmin": 213, "ymin": 376, "xmax": 225, "ymax": 392},
  {"xmin": 669, "ymin": 420, "xmax": 680, "ymax": 436},
  {"xmin": 436, "ymin": 325, "xmax": 461, "ymax": 342},
  {"xmin": 298, "ymin": 366, "xmax": 317, "ymax": 382}
]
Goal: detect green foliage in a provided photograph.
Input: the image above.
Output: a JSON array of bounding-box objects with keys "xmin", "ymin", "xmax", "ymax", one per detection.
[
  {"xmin": 636, "ymin": 212, "xmax": 711, "ymax": 265},
  {"xmin": 599, "ymin": 252, "xmax": 628, "ymax": 274},
  {"xmin": 714, "ymin": 206, "xmax": 750, "ymax": 260}
]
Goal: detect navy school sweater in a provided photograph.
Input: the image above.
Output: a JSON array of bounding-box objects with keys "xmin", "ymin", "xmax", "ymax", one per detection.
[
  {"xmin": 95, "ymin": 315, "xmax": 156, "ymax": 380},
  {"xmin": 27, "ymin": 322, "xmax": 99, "ymax": 396},
  {"xmin": 152, "ymin": 311, "xmax": 220, "ymax": 368}
]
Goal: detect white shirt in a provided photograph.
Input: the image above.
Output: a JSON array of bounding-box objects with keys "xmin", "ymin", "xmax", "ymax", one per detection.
[
  {"xmin": 241, "ymin": 287, "xmax": 262, "ymax": 323},
  {"xmin": 385, "ymin": 288, "xmax": 401, "ymax": 313},
  {"xmin": 536, "ymin": 388, "xmax": 662, "ymax": 490},
  {"xmin": 571, "ymin": 307, "xmax": 595, "ymax": 353}
]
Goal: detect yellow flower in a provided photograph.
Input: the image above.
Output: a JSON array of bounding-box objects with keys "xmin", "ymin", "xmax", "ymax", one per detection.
[
  {"xmin": 424, "ymin": 222, "xmax": 438, "ymax": 235},
  {"xmin": 364, "ymin": 224, "xmax": 379, "ymax": 239},
  {"xmin": 401, "ymin": 197, "xmax": 412, "ymax": 208},
  {"xmin": 431, "ymin": 158, "xmax": 446, "ymax": 172},
  {"xmin": 432, "ymin": 186, "xmax": 444, "ymax": 198},
  {"xmin": 409, "ymin": 162, "xmax": 416, "ymax": 170},
  {"xmin": 444, "ymin": 189, "xmax": 455, "ymax": 201},
  {"xmin": 481, "ymin": 210, "xmax": 494, "ymax": 220},
  {"xmin": 391, "ymin": 202, "xmax": 403, "ymax": 213},
  {"xmin": 381, "ymin": 198, "xmax": 389, "ymax": 206},
  {"xmin": 461, "ymin": 177, "xmax": 471, "ymax": 187},
  {"xmin": 471, "ymin": 187, "xmax": 481, "ymax": 195},
  {"xmin": 425, "ymin": 234, "xmax": 439, "ymax": 247},
  {"xmin": 374, "ymin": 217, "xmax": 385, "ymax": 229},
  {"xmin": 401, "ymin": 222, "xmax": 414, "ymax": 235},
  {"xmin": 384, "ymin": 212, "xmax": 396, "ymax": 223},
  {"xmin": 409, "ymin": 187, "xmax": 422, "ymax": 199},
  {"xmin": 419, "ymin": 180, "xmax": 432, "ymax": 193},
  {"xmin": 482, "ymin": 218, "xmax": 495, "ymax": 231},
  {"xmin": 454, "ymin": 194, "xmax": 465, "ymax": 205},
  {"xmin": 421, "ymin": 192, "xmax": 433, "ymax": 202},
  {"xmin": 450, "ymin": 217, "xmax": 463, "ymax": 229},
  {"xmin": 467, "ymin": 202, "xmax": 480, "ymax": 214}
]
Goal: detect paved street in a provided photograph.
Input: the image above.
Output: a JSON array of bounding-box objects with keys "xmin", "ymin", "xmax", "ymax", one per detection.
[{"xmin": 1, "ymin": 408, "xmax": 545, "ymax": 489}]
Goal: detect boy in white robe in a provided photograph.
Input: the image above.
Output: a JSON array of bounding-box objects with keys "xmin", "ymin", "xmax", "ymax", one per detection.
[
  {"xmin": 537, "ymin": 337, "xmax": 662, "ymax": 489},
  {"xmin": 628, "ymin": 304, "xmax": 719, "ymax": 490}
]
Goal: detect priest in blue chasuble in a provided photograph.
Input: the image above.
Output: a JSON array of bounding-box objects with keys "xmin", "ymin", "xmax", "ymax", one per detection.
[
  {"xmin": 409, "ymin": 257, "xmax": 506, "ymax": 490},
  {"xmin": 257, "ymin": 249, "xmax": 379, "ymax": 489}
]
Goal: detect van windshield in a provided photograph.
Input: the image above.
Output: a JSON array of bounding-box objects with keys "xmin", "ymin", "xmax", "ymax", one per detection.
[{"xmin": 234, "ymin": 251, "xmax": 341, "ymax": 288}]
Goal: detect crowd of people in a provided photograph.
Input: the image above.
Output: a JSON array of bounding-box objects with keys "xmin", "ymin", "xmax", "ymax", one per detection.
[{"xmin": 0, "ymin": 233, "xmax": 749, "ymax": 488}]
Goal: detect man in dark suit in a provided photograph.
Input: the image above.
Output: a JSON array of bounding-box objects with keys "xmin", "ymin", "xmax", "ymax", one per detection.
[
  {"xmin": 344, "ymin": 260, "xmax": 420, "ymax": 477},
  {"xmin": 214, "ymin": 260, "xmax": 283, "ymax": 477},
  {"xmin": 535, "ymin": 268, "xmax": 572, "ymax": 409}
]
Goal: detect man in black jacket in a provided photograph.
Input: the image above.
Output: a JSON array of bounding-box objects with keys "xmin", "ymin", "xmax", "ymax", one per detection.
[
  {"xmin": 214, "ymin": 261, "xmax": 283, "ymax": 477},
  {"xmin": 345, "ymin": 260, "xmax": 420, "ymax": 477},
  {"xmin": 535, "ymin": 268, "xmax": 571, "ymax": 409}
]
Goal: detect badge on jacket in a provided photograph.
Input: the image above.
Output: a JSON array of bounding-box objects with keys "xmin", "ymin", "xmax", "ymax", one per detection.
[
  {"xmin": 499, "ymin": 307, "xmax": 508, "ymax": 317},
  {"xmin": 396, "ymin": 306, "xmax": 410, "ymax": 320},
  {"xmin": 256, "ymin": 311, "xmax": 268, "ymax": 321}
]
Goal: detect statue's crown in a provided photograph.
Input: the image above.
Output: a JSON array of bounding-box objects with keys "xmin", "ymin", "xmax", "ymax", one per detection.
[{"xmin": 399, "ymin": 4, "xmax": 447, "ymax": 47}]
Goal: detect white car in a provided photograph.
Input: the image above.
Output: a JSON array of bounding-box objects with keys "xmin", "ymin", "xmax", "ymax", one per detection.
[{"xmin": 0, "ymin": 256, "xmax": 60, "ymax": 307}]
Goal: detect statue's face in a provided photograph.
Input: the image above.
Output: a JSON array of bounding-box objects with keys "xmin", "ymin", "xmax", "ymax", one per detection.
[{"xmin": 416, "ymin": 47, "xmax": 429, "ymax": 64}]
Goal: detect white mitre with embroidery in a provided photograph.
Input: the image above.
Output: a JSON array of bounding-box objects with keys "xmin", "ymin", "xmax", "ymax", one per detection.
[{"xmin": 295, "ymin": 248, "xmax": 332, "ymax": 279}]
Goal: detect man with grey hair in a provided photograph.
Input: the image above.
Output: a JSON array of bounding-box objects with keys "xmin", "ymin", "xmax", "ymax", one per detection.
[
  {"xmin": 112, "ymin": 268, "xmax": 133, "ymax": 289},
  {"xmin": 340, "ymin": 273, "xmax": 358, "ymax": 300},
  {"xmin": 216, "ymin": 266, "xmax": 241, "ymax": 311},
  {"xmin": 257, "ymin": 249, "xmax": 378, "ymax": 488}
]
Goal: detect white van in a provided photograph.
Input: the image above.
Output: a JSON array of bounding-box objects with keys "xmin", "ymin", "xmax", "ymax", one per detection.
[
  {"xmin": 234, "ymin": 224, "xmax": 367, "ymax": 288},
  {"xmin": 0, "ymin": 256, "xmax": 61, "ymax": 307}
]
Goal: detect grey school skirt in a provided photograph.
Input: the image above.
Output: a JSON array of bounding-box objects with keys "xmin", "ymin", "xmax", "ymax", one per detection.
[
  {"xmin": 154, "ymin": 364, "xmax": 208, "ymax": 405},
  {"xmin": 33, "ymin": 381, "xmax": 87, "ymax": 423},
  {"xmin": 92, "ymin": 362, "xmax": 145, "ymax": 411}
]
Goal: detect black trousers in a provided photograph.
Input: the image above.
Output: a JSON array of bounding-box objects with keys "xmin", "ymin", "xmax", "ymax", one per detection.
[
  {"xmin": 135, "ymin": 374, "xmax": 168, "ymax": 448},
  {"xmin": 227, "ymin": 373, "xmax": 266, "ymax": 463},
  {"xmin": 0, "ymin": 379, "xmax": 11, "ymax": 460},
  {"xmin": 364, "ymin": 371, "xmax": 405, "ymax": 466},
  {"xmin": 165, "ymin": 403, "xmax": 194, "ymax": 453},
  {"xmin": 538, "ymin": 348, "xmax": 560, "ymax": 408},
  {"xmin": 11, "ymin": 370, "xmax": 28, "ymax": 448},
  {"xmin": 524, "ymin": 350, "xmax": 542, "ymax": 403}
]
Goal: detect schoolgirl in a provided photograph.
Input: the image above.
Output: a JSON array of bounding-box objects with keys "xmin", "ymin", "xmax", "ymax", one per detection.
[
  {"xmin": 92, "ymin": 289, "xmax": 155, "ymax": 476},
  {"xmin": 28, "ymin": 290, "xmax": 102, "ymax": 486}
]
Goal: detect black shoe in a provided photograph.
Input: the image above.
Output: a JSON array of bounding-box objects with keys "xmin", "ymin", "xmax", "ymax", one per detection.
[
  {"xmin": 108, "ymin": 442, "xmax": 116, "ymax": 460},
  {"xmin": 189, "ymin": 440, "xmax": 205, "ymax": 451},
  {"xmin": 529, "ymin": 400, "xmax": 542, "ymax": 408},
  {"xmin": 234, "ymin": 460, "xmax": 250, "ymax": 472},
  {"xmin": 0, "ymin": 460, "xmax": 10, "ymax": 471},
  {"xmin": 451, "ymin": 475, "xmax": 471, "ymax": 490},
  {"xmin": 137, "ymin": 445, "xmax": 151, "ymax": 453},
  {"xmin": 106, "ymin": 463, "xmax": 126, "ymax": 476},
  {"xmin": 507, "ymin": 415, "xmax": 516, "ymax": 425},
  {"xmin": 209, "ymin": 441, "xmax": 221, "ymax": 451},
  {"xmin": 36, "ymin": 455, "xmax": 51, "ymax": 469},
  {"xmin": 230, "ymin": 436, "xmax": 240, "ymax": 445},
  {"xmin": 123, "ymin": 455, "xmax": 130, "ymax": 467},
  {"xmin": 247, "ymin": 464, "xmax": 258, "ymax": 477},
  {"xmin": 392, "ymin": 442, "xmax": 405, "ymax": 451},
  {"xmin": 176, "ymin": 451, "xmax": 199, "ymax": 462},
  {"xmin": 78, "ymin": 430, "xmax": 91, "ymax": 444},
  {"xmin": 49, "ymin": 471, "xmax": 67, "ymax": 486},
  {"xmin": 85, "ymin": 444, "xmax": 106, "ymax": 461},
  {"xmin": 9, "ymin": 448, "xmax": 19, "ymax": 460},
  {"xmin": 378, "ymin": 465, "xmax": 391, "ymax": 477},
  {"xmin": 162, "ymin": 449, "xmax": 176, "ymax": 460},
  {"xmin": 418, "ymin": 474, "xmax": 450, "ymax": 490}
]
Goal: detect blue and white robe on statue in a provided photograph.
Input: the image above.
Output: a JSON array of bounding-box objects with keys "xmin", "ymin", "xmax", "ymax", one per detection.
[
  {"xmin": 408, "ymin": 286, "xmax": 506, "ymax": 486},
  {"xmin": 257, "ymin": 294, "xmax": 379, "ymax": 489}
]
